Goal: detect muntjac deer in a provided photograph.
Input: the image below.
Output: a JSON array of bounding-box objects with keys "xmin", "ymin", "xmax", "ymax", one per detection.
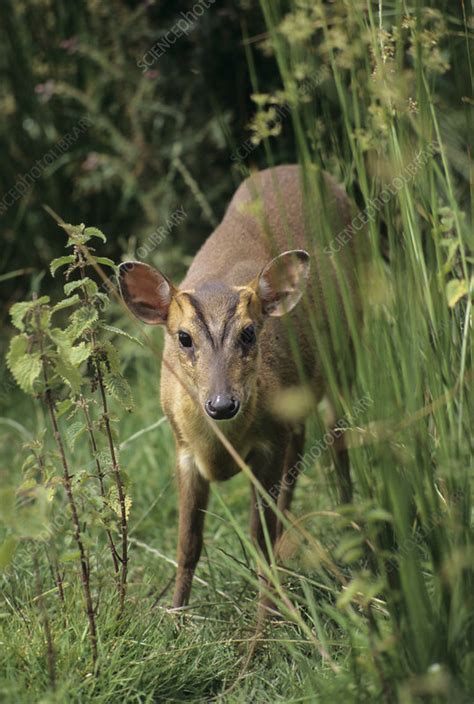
[{"xmin": 119, "ymin": 164, "xmax": 361, "ymax": 610}]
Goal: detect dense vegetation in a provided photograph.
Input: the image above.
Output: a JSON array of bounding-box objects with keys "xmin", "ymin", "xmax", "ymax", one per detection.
[{"xmin": 1, "ymin": 1, "xmax": 473, "ymax": 702}]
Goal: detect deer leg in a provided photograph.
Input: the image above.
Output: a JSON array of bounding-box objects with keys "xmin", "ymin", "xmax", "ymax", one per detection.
[
  {"xmin": 249, "ymin": 439, "xmax": 288, "ymax": 615},
  {"xmin": 277, "ymin": 428, "xmax": 305, "ymax": 539},
  {"xmin": 331, "ymin": 423, "xmax": 353, "ymax": 504},
  {"xmin": 172, "ymin": 455, "xmax": 209, "ymax": 609}
]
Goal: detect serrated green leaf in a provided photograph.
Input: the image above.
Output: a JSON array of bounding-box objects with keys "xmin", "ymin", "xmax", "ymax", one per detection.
[
  {"xmin": 54, "ymin": 356, "xmax": 82, "ymax": 394},
  {"xmin": 84, "ymin": 226, "xmax": 107, "ymax": 242},
  {"xmin": 101, "ymin": 341, "xmax": 122, "ymax": 374},
  {"xmin": 103, "ymin": 371, "xmax": 134, "ymax": 411},
  {"xmin": 7, "ymin": 335, "xmax": 28, "ymax": 368},
  {"xmin": 93, "ymin": 257, "xmax": 115, "ymax": 270},
  {"xmin": 64, "ymin": 278, "xmax": 98, "ymax": 297},
  {"xmin": 95, "ymin": 293, "xmax": 110, "ymax": 309},
  {"xmin": 50, "ymin": 255, "xmax": 75, "ymax": 277},
  {"xmin": 6, "ymin": 336, "xmax": 42, "ymax": 394},
  {"xmin": 56, "ymin": 399, "xmax": 73, "ymax": 419},
  {"xmin": 67, "ymin": 306, "xmax": 99, "ymax": 340},
  {"xmin": 52, "ymin": 294, "xmax": 81, "ymax": 313},
  {"xmin": 39, "ymin": 308, "xmax": 52, "ymax": 330},
  {"xmin": 100, "ymin": 324, "xmax": 144, "ymax": 347},
  {"xmin": 107, "ymin": 486, "xmax": 132, "ymax": 519},
  {"xmin": 61, "ymin": 222, "xmax": 89, "ymax": 247},
  {"xmin": 65, "ymin": 420, "xmax": 87, "ymax": 450},
  {"xmin": 10, "ymin": 302, "xmax": 34, "ymax": 332},
  {"xmin": 70, "ymin": 341, "xmax": 93, "ymax": 366},
  {"xmin": 10, "ymin": 298, "xmax": 50, "ymax": 331},
  {"xmin": 48, "ymin": 327, "xmax": 72, "ymax": 348}
]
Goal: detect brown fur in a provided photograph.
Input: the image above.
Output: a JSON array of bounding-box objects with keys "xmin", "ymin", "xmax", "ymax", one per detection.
[{"xmin": 119, "ymin": 164, "xmax": 361, "ymax": 609}]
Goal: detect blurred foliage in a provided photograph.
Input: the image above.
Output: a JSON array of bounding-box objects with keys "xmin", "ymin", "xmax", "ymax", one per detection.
[
  {"xmin": 0, "ymin": 0, "xmax": 289, "ymax": 314},
  {"xmin": 1, "ymin": 1, "xmax": 471, "ymax": 323}
]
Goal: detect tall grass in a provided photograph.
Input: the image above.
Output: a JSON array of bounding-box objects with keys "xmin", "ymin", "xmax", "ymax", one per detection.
[
  {"xmin": 0, "ymin": 1, "xmax": 472, "ymax": 702},
  {"xmin": 225, "ymin": 0, "xmax": 473, "ymax": 699}
]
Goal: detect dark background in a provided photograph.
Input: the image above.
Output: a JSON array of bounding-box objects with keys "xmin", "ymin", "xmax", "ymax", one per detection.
[
  {"xmin": 0, "ymin": 0, "xmax": 470, "ymax": 315},
  {"xmin": 0, "ymin": 0, "xmax": 292, "ymax": 311}
]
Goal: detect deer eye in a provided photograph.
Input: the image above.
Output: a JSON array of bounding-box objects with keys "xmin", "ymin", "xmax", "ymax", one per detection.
[
  {"xmin": 178, "ymin": 330, "xmax": 193, "ymax": 348},
  {"xmin": 239, "ymin": 324, "xmax": 256, "ymax": 347}
]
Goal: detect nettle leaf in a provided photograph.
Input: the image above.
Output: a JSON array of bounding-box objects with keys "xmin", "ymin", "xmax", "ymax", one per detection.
[
  {"xmin": 54, "ymin": 356, "xmax": 82, "ymax": 394},
  {"xmin": 39, "ymin": 308, "xmax": 52, "ymax": 330},
  {"xmin": 102, "ymin": 341, "xmax": 121, "ymax": 374},
  {"xmin": 7, "ymin": 335, "xmax": 28, "ymax": 368},
  {"xmin": 52, "ymin": 295, "xmax": 81, "ymax": 313},
  {"xmin": 93, "ymin": 256, "xmax": 115, "ymax": 269},
  {"xmin": 107, "ymin": 486, "xmax": 132, "ymax": 520},
  {"xmin": 50, "ymin": 255, "xmax": 75, "ymax": 277},
  {"xmin": 64, "ymin": 278, "xmax": 98, "ymax": 297},
  {"xmin": 96, "ymin": 293, "xmax": 110, "ymax": 310},
  {"xmin": 67, "ymin": 306, "xmax": 99, "ymax": 340},
  {"xmin": 99, "ymin": 341, "xmax": 134, "ymax": 411},
  {"xmin": 48, "ymin": 330, "xmax": 91, "ymax": 390},
  {"xmin": 56, "ymin": 398, "xmax": 73, "ymax": 419},
  {"xmin": 10, "ymin": 297, "xmax": 50, "ymax": 331},
  {"xmin": 61, "ymin": 222, "xmax": 89, "ymax": 247},
  {"xmin": 10, "ymin": 302, "xmax": 35, "ymax": 332},
  {"xmin": 84, "ymin": 226, "xmax": 107, "ymax": 243},
  {"xmin": 65, "ymin": 420, "xmax": 87, "ymax": 451},
  {"xmin": 6, "ymin": 335, "xmax": 42, "ymax": 394},
  {"xmin": 70, "ymin": 341, "xmax": 93, "ymax": 366},
  {"xmin": 48, "ymin": 327, "xmax": 72, "ymax": 349},
  {"xmin": 103, "ymin": 371, "xmax": 134, "ymax": 412},
  {"xmin": 100, "ymin": 324, "xmax": 144, "ymax": 347}
]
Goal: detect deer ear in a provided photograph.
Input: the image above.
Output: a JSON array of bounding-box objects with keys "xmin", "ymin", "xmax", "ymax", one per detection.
[
  {"xmin": 255, "ymin": 250, "xmax": 310, "ymax": 317},
  {"xmin": 118, "ymin": 261, "xmax": 175, "ymax": 324}
]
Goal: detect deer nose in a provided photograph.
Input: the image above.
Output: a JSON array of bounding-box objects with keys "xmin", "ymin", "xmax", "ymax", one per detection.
[{"xmin": 205, "ymin": 394, "xmax": 240, "ymax": 420}]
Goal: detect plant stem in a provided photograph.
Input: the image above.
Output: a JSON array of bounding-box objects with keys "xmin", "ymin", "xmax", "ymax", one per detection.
[
  {"xmin": 80, "ymin": 397, "xmax": 121, "ymax": 584},
  {"xmin": 76, "ymin": 246, "xmax": 128, "ymax": 614},
  {"xmin": 95, "ymin": 367, "xmax": 128, "ymax": 614},
  {"xmin": 44, "ymin": 381, "xmax": 98, "ymax": 664},
  {"xmin": 76, "ymin": 248, "xmax": 128, "ymax": 616},
  {"xmin": 37, "ymin": 310, "xmax": 98, "ymax": 665}
]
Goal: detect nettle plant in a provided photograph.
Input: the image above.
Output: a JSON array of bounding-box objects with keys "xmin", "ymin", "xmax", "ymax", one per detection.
[{"xmin": 4, "ymin": 224, "xmax": 133, "ymax": 666}]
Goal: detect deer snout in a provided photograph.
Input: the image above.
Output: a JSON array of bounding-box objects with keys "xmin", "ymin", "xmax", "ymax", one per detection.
[{"xmin": 205, "ymin": 394, "xmax": 240, "ymax": 421}]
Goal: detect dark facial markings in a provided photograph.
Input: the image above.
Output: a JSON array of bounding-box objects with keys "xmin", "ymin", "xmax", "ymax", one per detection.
[
  {"xmin": 176, "ymin": 289, "xmax": 257, "ymax": 354},
  {"xmin": 185, "ymin": 294, "xmax": 216, "ymax": 348},
  {"xmin": 219, "ymin": 298, "xmax": 240, "ymax": 345}
]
